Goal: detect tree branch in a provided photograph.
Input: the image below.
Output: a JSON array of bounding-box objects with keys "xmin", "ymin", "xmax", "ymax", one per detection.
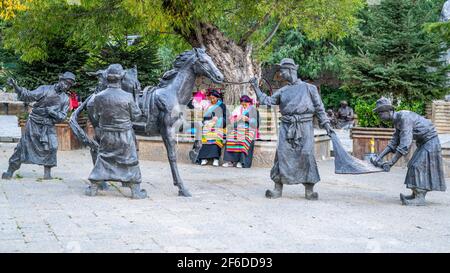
[
  {"xmin": 259, "ymin": 18, "xmax": 282, "ymax": 49},
  {"xmin": 238, "ymin": 12, "xmax": 271, "ymax": 47}
]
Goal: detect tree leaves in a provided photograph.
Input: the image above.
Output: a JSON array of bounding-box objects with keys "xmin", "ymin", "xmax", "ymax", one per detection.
[{"xmin": 2, "ymin": 0, "xmax": 364, "ymax": 62}]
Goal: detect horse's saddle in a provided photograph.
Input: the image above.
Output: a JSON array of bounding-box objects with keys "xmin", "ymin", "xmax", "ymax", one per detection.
[{"xmin": 133, "ymin": 86, "xmax": 161, "ymax": 136}]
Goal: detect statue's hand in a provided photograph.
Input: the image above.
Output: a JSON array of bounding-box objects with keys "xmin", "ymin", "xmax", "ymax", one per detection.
[
  {"xmin": 381, "ymin": 161, "xmax": 393, "ymax": 172},
  {"xmin": 370, "ymin": 156, "xmax": 381, "ymax": 167},
  {"xmin": 88, "ymin": 139, "xmax": 99, "ymax": 151},
  {"xmin": 324, "ymin": 123, "xmax": 335, "ymax": 136},
  {"xmin": 250, "ymin": 77, "xmax": 259, "ymax": 89},
  {"xmin": 47, "ymin": 109, "xmax": 56, "ymax": 117}
]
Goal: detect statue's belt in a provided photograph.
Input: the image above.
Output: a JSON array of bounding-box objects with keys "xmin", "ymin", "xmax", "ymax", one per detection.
[
  {"xmin": 100, "ymin": 122, "xmax": 133, "ymax": 132},
  {"xmin": 280, "ymin": 114, "xmax": 313, "ymax": 124},
  {"xmin": 280, "ymin": 114, "xmax": 313, "ymax": 148}
]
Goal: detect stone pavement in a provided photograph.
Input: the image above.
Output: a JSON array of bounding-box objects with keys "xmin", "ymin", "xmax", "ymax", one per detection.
[{"xmin": 0, "ymin": 143, "xmax": 449, "ymax": 253}]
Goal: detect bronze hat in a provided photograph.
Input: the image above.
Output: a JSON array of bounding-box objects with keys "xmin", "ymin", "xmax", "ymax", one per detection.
[
  {"xmin": 373, "ymin": 97, "xmax": 394, "ymax": 113},
  {"xmin": 276, "ymin": 58, "xmax": 299, "ymax": 70}
]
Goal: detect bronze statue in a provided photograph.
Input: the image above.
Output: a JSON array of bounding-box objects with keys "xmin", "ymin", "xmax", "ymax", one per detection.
[
  {"xmin": 69, "ymin": 66, "xmax": 140, "ymax": 190},
  {"xmin": 85, "ymin": 64, "xmax": 146, "ymax": 199},
  {"xmin": 336, "ymin": 100, "xmax": 354, "ymax": 129},
  {"xmin": 2, "ymin": 72, "xmax": 75, "ymax": 180},
  {"xmin": 251, "ymin": 58, "xmax": 333, "ymax": 200},
  {"xmin": 371, "ymin": 97, "xmax": 446, "ymax": 206}
]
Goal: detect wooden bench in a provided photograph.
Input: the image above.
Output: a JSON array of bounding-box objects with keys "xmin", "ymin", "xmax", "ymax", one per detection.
[{"xmin": 426, "ymin": 100, "xmax": 450, "ymax": 134}]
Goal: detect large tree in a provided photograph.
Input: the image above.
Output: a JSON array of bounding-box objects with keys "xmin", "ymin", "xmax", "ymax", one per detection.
[{"xmin": 2, "ymin": 0, "xmax": 364, "ymax": 104}]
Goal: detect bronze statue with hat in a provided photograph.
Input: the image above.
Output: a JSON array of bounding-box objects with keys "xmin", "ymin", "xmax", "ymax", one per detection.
[
  {"xmin": 85, "ymin": 64, "xmax": 147, "ymax": 199},
  {"xmin": 250, "ymin": 58, "xmax": 334, "ymax": 200},
  {"xmin": 336, "ymin": 100, "xmax": 354, "ymax": 129},
  {"xmin": 371, "ymin": 97, "xmax": 446, "ymax": 206},
  {"xmin": 2, "ymin": 72, "xmax": 75, "ymax": 180}
]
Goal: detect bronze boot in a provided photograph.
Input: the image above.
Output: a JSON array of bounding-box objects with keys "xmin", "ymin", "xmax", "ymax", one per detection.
[
  {"xmin": 130, "ymin": 184, "xmax": 147, "ymax": 199},
  {"xmin": 400, "ymin": 189, "xmax": 416, "ymax": 200},
  {"xmin": 85, "ymin": 182, "xmax": 99, "ymax": 197},
  {"xmin": 43, "ymin": 166, "xmax": 53, "ymax": 180},
  {"xmin": 1, "ymin": 165, "xmax": 16, "ymax": 180},
  {"xmin": 400, "ymin": 189, "xmax": 427, "ymax": 206},
  {"xmin": 265, "ymin": 182, "xmax": 283, "ymax": 199},
  {"xmin": 304, "ymin": 183, "xmax": 319, "ymax": 200}
]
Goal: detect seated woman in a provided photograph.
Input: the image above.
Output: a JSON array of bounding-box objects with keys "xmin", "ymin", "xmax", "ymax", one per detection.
[
  {"xmin": 197, "ymin": 89, "xmax": 227, "ymax": 166},
  {"xmin": 222, "ymin": 95, "xmax": 259, "ymax": 168}
]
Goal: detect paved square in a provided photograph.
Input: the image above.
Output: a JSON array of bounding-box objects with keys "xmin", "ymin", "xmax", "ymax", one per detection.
[{"xmin": 0, "ymin": 143, "xmax": 449, "ymax": 252}]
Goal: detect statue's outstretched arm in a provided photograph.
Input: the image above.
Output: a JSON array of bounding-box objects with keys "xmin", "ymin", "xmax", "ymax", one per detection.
[{"xmin": 69, "ymin": 94, "xmax": 99, "ymax": 151}]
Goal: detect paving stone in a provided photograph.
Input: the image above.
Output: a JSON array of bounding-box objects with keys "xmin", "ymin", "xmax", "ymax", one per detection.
[{"xmin": 0, "ymin": 142, "xmax": 449, "ymax": 252}]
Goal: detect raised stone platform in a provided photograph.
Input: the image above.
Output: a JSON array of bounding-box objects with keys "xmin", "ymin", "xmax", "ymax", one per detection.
[
  {"xmin": 0, "ymin": 92, "xmax": 26, "ymax": 116},
  {"xmin": 137, "ymin": 130, "xmax": 331, "ymax": 167},
  {"xmin": 0, "ymin": 102, "xmax": 26, "ymax": 116}
]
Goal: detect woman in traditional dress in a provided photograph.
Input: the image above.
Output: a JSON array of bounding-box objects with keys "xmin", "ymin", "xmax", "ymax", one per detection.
[
  {"xmin": 222, "ymin": 95, "xmax": 259, "ymax": 168},
  {"xmin": 197, "ymin": 89, "xmax": 227, "ymax": 166}
]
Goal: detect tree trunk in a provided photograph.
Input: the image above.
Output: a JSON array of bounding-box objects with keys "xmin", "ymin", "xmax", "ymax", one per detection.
[{"xmin": 186, "ymin": 23, "xmax": 261, "ymax": 105}]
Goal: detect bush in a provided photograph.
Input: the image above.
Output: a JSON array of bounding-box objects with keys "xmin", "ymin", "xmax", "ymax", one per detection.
[
  {"xmin": 320, "ymin": 85, "xmax": 353, "ymax": 110},
  {"xmin": 354, "ymin": 98, "xmax": 426, "ymax": 128},
  {"xmin": 354, "ymin": 99, "xmax": 385, "ymax": 128}
]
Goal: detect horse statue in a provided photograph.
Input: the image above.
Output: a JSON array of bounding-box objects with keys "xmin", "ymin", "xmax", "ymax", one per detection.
[
  {"xmin": 134, "ymin": 48, "xmax": 224, "ymax": 197},
  {"xmin": 70, "ymin": 48, "xmax": 224, "ymax": 197}
]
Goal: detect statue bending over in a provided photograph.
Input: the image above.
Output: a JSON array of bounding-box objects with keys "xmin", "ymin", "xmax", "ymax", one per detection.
[{"xmin": 371, "ymin": 97, "xmax": 446, "ymax": 206}]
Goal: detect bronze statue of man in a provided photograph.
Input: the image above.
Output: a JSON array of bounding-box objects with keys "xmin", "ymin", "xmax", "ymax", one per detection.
[
  {"xmin": 336, "ymin": 100, "xmax": 354, "ymax": 129},
  {"xmin": 371, "ymin": 97, "xmax": 446, "ymax": 206},
  {"xmin": 251, "ymin": 58, "xmax": 334, "ymax": 200},
  {"xmin": 2, "ymin": 72, "xmax": 75, "ymax": 180},
  {"xmin": 85, "ymin": 64, "xmax": 146, "ymax": 199}
]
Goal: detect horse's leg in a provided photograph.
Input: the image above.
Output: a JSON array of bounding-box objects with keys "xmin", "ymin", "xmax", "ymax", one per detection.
[{"xmin": 161, "ymin": 122, "xmax": 192, "ymax": 197}]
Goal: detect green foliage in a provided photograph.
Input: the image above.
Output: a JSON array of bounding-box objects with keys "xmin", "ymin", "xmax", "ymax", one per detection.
[
  {"xmin": 320, "ymin": 86, "xmax": 353, "ymax": 110},
  {"xmin": 425, "ymin": 21, "xmax": 450, "ymax": 42},
  {"xmin": 342, "ymin": 0, "xmax": 450, "ymax": 103},
  {"xmin": 354, "ymin": 97, "xmax": 426, "ymax": 128},
  {"xmin": 1, "ymin": 11, "xmax": 164, "ymax": 98},
  {"xmin": 396, "ymin": 100, "xmax": 425, "ymax": 116},
  {"xmin": 354, "ymin": 98, "xmax": 384, "ymax": 128},
  {"xmin": 2, "ymin": 0, "xmax": 364, "ymax": 64},
  {"xmin": 264, "ymin": 29, "xmax": 348, "ymax": 81},
  {"xmin": 2, "ymin": 0, "xmax": 145, "ymax": 63},
  {"xmin": 2, "ymin": 36, "xmax": 92, "ymax": 97},
  {"xmin": 85, "ymin": 36, "xmax": 163, "ymax": 88}
]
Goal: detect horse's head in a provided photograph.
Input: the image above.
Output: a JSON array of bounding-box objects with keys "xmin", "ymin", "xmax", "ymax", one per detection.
[
  {"xmin": 122, "ymin": 66, "xmax": 141, "ymax": 94},
  {"xmin": 87, "ymin": 69, "xmax": 107, "ymax": 93},
  {"xmin": 192, "ymin": 48, "xmax": 224, "ymax": 84}
]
